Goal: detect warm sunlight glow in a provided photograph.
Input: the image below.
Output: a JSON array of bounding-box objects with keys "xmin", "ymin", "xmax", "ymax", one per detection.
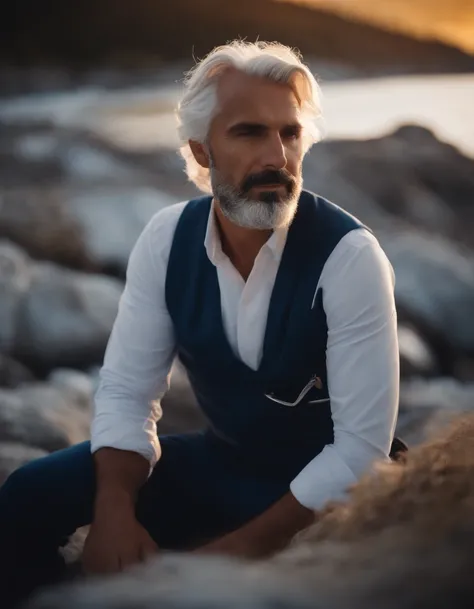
[{"xmin": 276, "ymin": 0, "xmax": 474, "ymax": 54}]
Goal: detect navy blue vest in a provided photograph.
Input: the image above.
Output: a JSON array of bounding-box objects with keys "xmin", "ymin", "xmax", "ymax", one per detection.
[{"xmin": 165, "ymin": 190, "xmax": 365, "ymax": 481}]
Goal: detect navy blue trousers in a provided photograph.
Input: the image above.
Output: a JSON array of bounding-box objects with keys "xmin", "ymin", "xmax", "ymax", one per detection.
[{"xmin": 0, "ymin": 432, "xmax": 288, "ymax": 606}]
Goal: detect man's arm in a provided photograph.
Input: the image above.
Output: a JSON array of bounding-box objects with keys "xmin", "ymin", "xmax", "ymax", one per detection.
[
  {"xmin": 197, "ymin": 229, "xmax": 399, "ymax": 558},
  {"xmin": 91, "ymin": 209, "xmax": 180, "ymax": 467},
  {"xmin": 84, "ymin": 205, "xmax": 183, "ymax": 573},
  {"xmin": 289, "ymin": 229, "xmax": 399, "ymax": 510},
  {"xmin": 196, "ymin": 491, "xmax": 315, "ymax": 558}
]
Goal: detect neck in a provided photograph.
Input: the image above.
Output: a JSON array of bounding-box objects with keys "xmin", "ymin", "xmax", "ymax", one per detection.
[{"xmin": 213, "ymin": 200, "xmax": 273, "ymax": 281}]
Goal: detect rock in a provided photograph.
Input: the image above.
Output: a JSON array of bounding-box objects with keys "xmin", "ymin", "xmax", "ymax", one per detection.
[
  {"xmin": 0, "ymin": 442, "xmax": 48, "ymax": 485},
  {"xmin": 383, "ymin": 230, "xmax": 474, "ymax": 357},
  {"xmin": 0, "ymin": 353, "xmax": 35, "ymax": 388},
  {"xmin": 306, "ymin": 125, "xmax": 474, "ymax": 253},
  {"xmin": 0, "ymin": 240, "xmax": 121, "ymax": 374},
  {"xmin": 0, "ymin": 188, "xmax": 95, "ymax": 271},
  {"xmin": 29, "ymin": 554, "xmax": 316, "ymax": 609},
  {"xmin": 66, "ymin": 187, "xmax": 175, "ymax": 276},
  {"xmin": 398, "ymin": 323, "xmax": 438, "ymax": 378},
  {"xmin": 0, "ymin": 382, "xmax": 92, "ymax": 452},
  {"xmin": 0, "ymin": 121, "xmax": 183, "ymax": 276},
  {"xmin": 397, "ymin": 377, "xmax": 474, "ymax": 445},
  {"xmin": 58, "ymin": 140, "xmax": 140, "ymax": 184},
  {"xmin": 48, "ymin": 369, "xmax": 95, "ymax": 410},
  {"xmin": 12, "ymin": 254, "xmax": 123, "ymax": 373},
  {"xmin": 453, "ymin": 357, "xmax": 474, "ymax": 382},
  {"xmin": 0, "ymin": 240, "xmax": 32, "ymax": 353},
  {"xmin": 0, "ymin": 121, "xmax": 142, "ymax": 190},
  {"xmin": 400, "ymin": 377, "xmax": 474, "ymax": 412}
]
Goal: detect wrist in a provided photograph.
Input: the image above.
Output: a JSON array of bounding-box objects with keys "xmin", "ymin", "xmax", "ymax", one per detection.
[
  {"xmin": 94, "ymin": 486, "xmax": 136, "ymax": 516},
  {"xmin": 198, "ymin": 532, "xmax": 252, "ymax": 557}
]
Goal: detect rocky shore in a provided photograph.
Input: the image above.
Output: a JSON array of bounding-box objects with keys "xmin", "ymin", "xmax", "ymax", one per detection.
[{"xmin": 1, "ymin": 103, "xmax": 474, "ymax": 482}]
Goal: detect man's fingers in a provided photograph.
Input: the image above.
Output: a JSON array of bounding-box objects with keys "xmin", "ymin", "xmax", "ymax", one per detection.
[
  {"xmin": 105, "ymin": 556, "xmax": 122, "ymax": 574},
  {"xmin": 84, "ymin": 555, "xmax": 118, "ymax": 575},
  {"xmin": 83, "ymin": 542, "xmax": 121, "ymax": 575},
  {"xmin": 118, "ymin": 552, "xmax": 138, "ymax": 571},
  {"xmin": 139, "ymin": 537, "xmax": 158, "ymax": 562}
]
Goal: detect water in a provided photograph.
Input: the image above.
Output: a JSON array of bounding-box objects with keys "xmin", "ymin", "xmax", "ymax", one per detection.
[{"xmin": 0, "ymin": 73, "xmax": 473, "ymax": 157}]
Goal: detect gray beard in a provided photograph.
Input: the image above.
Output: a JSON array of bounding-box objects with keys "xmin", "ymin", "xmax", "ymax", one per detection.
[{"xmin": 210, "ymin": 170, "xmax": 301, "ymax": 230}]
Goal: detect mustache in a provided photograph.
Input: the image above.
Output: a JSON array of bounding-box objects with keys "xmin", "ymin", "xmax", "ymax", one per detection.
[{"xmin": 241, "ymin": 169, "xmax": 296, "ymax": 193}]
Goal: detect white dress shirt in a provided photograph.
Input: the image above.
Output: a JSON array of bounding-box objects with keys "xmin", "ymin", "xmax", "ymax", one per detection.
[{"xmin": 92, "ymin": 199, "xmax": 399, "ymax": 510}]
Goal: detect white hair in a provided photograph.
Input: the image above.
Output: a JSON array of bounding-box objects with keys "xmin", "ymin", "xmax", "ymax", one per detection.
[{"xmin": 176, "ymin": 40, "xmax": 325, "ymax": 193}]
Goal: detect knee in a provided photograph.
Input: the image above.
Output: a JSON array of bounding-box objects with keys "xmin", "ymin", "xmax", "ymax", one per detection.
[{"xmin": 0, "ymin": 459, "xmax": 43, "ymax": 514}]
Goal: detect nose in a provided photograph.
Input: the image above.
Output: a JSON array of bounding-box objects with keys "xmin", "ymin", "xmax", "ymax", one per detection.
[{"xmin": 262, "ymin": 132, "xmax": 287, "ymax": 170}]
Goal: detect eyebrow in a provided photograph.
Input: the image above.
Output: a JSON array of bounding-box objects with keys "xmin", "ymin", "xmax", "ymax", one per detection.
[
  {"xmin": 227, "ymin": 122, "xmax": 267, "ymax": 135},
  {"xmin": 227, "ymin": 122, "xmax": 303, "ymax": 135}
]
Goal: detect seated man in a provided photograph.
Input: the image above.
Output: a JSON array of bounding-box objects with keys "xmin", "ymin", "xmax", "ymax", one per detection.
[{"xmin": 0, "ymin": 40, "xmax": 400, "ymax": 607}]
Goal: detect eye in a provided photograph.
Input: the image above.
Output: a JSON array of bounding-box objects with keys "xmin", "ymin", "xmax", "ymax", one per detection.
[
  {"xmin": 281, "ymin": 125, "xmax": 302, "ymax": 140},
  {"xmin": 237, "ymin": 126, "xmax": 265, "ymax": 137}
]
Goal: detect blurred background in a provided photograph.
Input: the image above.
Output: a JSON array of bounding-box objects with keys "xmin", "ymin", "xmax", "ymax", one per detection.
[{"xmin": 1, "ymin": 0, "xmax": 474, "ymax": 482}]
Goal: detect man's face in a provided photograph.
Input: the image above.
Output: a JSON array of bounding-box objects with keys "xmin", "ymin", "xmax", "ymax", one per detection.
[{"xmin": 204, "ymin": 70, "xmax": 305, "ymax": 229}]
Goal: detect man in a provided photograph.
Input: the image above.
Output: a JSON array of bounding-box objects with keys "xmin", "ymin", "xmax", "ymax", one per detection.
[{"xmin": 0, "ymin": 40, "xmax": 399, "ymax": 605}]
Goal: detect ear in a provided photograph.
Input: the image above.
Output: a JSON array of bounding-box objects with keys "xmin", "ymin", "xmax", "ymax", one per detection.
[{"xmin": 189, "ymin": 140, "xmax": 210, "ymax": 169}]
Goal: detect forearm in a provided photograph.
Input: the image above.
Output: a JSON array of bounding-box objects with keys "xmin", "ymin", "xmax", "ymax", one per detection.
[
  {"xmin": 93, "ymin": 447, "xmax": 150, "ymax": 516},
  {"xmin": 91, "ymin": 208, "xmax": 178, "ymax": 507},
  {"xmin": 199, "ymin": 492, "xmax": 316, "ymax": 558}
]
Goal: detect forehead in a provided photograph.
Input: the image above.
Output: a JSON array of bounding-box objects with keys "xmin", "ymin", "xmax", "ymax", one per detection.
[{"xmin": 213, "ymin": 69, "xmax": 301, "ymax": 127}]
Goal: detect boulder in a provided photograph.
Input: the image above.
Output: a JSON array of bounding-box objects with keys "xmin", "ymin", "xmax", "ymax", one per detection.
[
  {"xmin": 0, "ymin": 240, "xmax": 32, "ymax": 353},
  {"xmin": 28, "ymin": 554, "xmax": 317, "ymax": 609},
  {"xmin": 0, "ymin": 241, "xmax": 121, "ymax": 373},
  {"xmin": 0, "ymin": 121, "xmax": 182, "ymax": 276},
  {"xmin": 398, "ymin": 323, "xmax": 438, "ymax": 378},
  {"xmin": 0, "ymin": 382, "xmax": 92, "ymax": 452},
  {"xmin": 306, "ymin": 126, "xmax": 474, "ymax": 253},
  {"xmin": 0, "ymin": 188, "xmax": 94, "ymax": 272},
  {"xmin": 66, "ymin": 187, "xmax": 175, "ymax": 276},
  {"xmin": 384, "ymin": 230, "xmax": 474, "ymax": 357},
  {"xmin": 0, "ymin": 354, "xmax": 36, "ymax": 388},
  {"xmin": 48, "ymin": 368, "xmax": 96, "ymax": 410},
  {"xmin": 12, "ymin": 254, "xmax": 123, "ymax": 373},
  {"xmin": 397, "ymin": 377, "xmax": 474, "ymax": 445}
]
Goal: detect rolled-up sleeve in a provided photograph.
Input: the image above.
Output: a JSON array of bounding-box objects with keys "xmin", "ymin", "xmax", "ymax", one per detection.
[
  {"xmin": 290, "ymin": 229, "xmax": 399, "ymax": 510},
  {"xmin": 91, "ymin": 204, "xmax": 185, "ymax": 467}
]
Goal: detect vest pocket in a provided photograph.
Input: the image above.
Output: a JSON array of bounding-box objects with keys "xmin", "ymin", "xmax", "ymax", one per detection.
[{"xmin": 264, "ymin": 374, "xmax": 328, "ymax": 407}]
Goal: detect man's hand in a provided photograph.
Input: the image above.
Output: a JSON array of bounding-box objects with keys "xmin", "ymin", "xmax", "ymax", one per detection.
[
  {"xmin": 83, "ymin": 447, "xmax": 157, "ymax": 575},
  {"xmin": 83, "ymin": 493, "xmax": 157, "ymax": 575}
]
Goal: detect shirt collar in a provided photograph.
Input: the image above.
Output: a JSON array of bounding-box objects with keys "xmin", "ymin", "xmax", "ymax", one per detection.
[{"xmin": 204, "ymin": 200, "xmax": 289, "ymax": 266}]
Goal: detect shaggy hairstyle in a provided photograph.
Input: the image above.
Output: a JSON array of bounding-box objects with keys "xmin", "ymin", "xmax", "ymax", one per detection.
[{"xmin": 176, "ymin": 40, "xmax": 324, "ymax": 193}]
